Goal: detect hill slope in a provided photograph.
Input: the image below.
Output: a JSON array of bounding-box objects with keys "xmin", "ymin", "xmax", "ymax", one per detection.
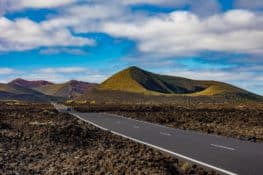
[
  {"xmin": 0, "ymin": 83, "xmax": 62, "ymax": 102},
  {"xmin": 99, "ymin": 66, "xmax": 257, "ymax": 97},
  {"xmin": 35, "ymin": 80, "xmax": 97, "ymax": 98},
  {"xmin": 8, "ymin": 78, "xmax": 54, "ymax": 89}
]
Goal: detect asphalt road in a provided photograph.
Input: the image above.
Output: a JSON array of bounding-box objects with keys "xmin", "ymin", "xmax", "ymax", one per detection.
[{"xmin": 53, "ymin": 103, "xmax": 263, "ymax": 175}]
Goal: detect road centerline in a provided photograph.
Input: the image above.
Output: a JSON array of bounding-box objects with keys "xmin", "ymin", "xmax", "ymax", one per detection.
[
  {"xmin": 210, "ymin": 144, "xmax": 235, "ymax": 151},
  {"xmin": 160, "ymin": 131, "xmax": 171, "ymax": 136}
]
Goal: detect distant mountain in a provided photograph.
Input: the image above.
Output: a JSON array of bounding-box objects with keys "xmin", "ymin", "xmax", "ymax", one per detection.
[
  {"xmin": 34, "ymin": 80, "xmax": 97, "ymax": 98},
  {"xmin": 98, "ymin": 66, "xmax": 261, "ymax": 100},
  {"xmin": 8, "ymin": 78, "xmax": 54, "ymax": 89},
  {"xmin": 0, "ymin": 83, "xmax": 63, "ymax": 102},
  {"xmin": 1, "ymin": 67, "xmax": 261, "ymax": 103},
  {"xmin": 0, "ymin": 79, "xmax": 97, "ymax": 102}
]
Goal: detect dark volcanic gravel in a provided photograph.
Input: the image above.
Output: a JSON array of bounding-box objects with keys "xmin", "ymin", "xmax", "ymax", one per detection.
[{"xmin": 0, "ymin": 102, "xmax": 216, "ymax": 175}]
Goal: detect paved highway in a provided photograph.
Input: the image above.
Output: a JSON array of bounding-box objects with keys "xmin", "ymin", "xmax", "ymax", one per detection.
[{"xmin": 53, "ymin": 103, "xmax": 263, "ymax": 175}]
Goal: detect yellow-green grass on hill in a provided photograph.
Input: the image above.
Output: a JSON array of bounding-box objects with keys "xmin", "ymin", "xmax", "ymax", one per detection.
[
  {"xmin": 99, "ymin": 66, "xmax": 258, "ymax": 98},
  {"xmin": 190, "ymin": 81, "xmax": 247, "ymax": 96},
  {"xmin": 99, "ymin": 67, "xmax": 149, "ymax": 93}
]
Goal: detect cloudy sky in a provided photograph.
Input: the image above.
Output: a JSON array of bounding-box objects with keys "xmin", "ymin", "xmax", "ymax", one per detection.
[{"xmin": 0, "ymin": 0, "xmax": 262, "ymax": 94}]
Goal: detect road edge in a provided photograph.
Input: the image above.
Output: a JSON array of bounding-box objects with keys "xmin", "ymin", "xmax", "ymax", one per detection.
[{"xmin": 69, "ymin": 112, "xmax": 238, "ymax": 175}]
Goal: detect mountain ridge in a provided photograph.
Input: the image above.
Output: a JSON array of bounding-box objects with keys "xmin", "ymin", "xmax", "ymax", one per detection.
[{"xmin": 8, "ymin": 78, "xmax": 54, "ymax": 88}]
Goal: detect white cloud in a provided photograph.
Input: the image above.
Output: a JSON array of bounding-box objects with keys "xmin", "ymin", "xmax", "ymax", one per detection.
[
  {"xmin": 38, "ymin": 67, "xmax": 88, "ymax": 74},
  {"xmin": 168, "ymin": 69, "xmax": 251, "ymax": 81},
  {"xmin": 41, "ymin": 3, "xmax": 127, "ymax": 31},
  {"xmin": 0, "ymin": 67, "xmax": 107, "ymax": 83},
  {"xmin": 40, "ymin": 48, "xmax": 87, "ymax": 55},
  {"xmin": 18, "ymin": 0, "xmax": 75, "ymax": 8},
  {"xmin": 0, "ymin": 68, "xmax": 16, "ymax": 74},
  {"xmin": 0, "ymin": 0, "xmax": 76, "ymax": 12},
  {"xmin": 67, "ymin": 3, "xmax": 123, "ymax": 19},
  {"xmin": 2, "ymin": 1, "xmax": 262, "ymax": 55},
  {"xmin": 100, "ymin": 10, "xmax": 263, "ymax": 56},
  {"xmin": 0, "ymin": 17, "xmax": 95, "ymax": 51},
  {"xmin": 20, "ymin": 71, "xmax": 107, "ymax": 84},
  {"xmin": 73, "ymin": 74, "xmax": 108, "ymax": 83}
]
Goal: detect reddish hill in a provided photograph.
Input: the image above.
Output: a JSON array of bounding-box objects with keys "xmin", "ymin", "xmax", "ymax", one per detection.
[{"xmin": 8, "ymin": 78, "xmax": 54, "ymax": 89}]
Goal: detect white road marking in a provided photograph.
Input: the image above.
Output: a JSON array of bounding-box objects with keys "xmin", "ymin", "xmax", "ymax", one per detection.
[
  {"xmin": 69, "ymin": 112, "xmax": 108, "ymax": 131},
  {"xmin": 110, "ymin": 131, "xmax": 237, "ymax": 175},
  {"xmin": 210, "ymin": 144, "xmax": 235, "ymax": 151},
  {"xmin": 102, "ymin": 112, "xmax": 169, "ymax": 129},
  {"xmin": 160, "ymin": 131, "xmax": 171, "ymax": 136},
  {"xmin": 133, "ymin": 125, "xmax": 139, "ymax": 129},
  {"xmin": 71, "ymin": 114, "xmax": 237, "ymax": 175}
]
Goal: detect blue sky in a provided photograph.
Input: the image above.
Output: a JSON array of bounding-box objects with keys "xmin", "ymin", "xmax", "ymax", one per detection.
[{"xmin": 0, "ymin": 0, "xmax": 262, "ymax": 95}]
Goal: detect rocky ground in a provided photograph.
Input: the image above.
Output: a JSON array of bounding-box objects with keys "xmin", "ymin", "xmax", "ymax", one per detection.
[
  {"xmin": 73, "ymin": 103, "xmax": 263, "ymax": 142},
  {"xmin": 0, "ymin": 101, "xmax": 215, "ymax": 175}
]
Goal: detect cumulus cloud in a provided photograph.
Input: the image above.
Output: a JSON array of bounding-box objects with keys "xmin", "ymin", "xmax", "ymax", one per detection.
[
  {"xmin": 0, "ymin": 0, "xmax": 75, "ymax": 12},
  {"xmin": 41, "ymin": 2, "xmax": 127, "ymax": 32},
  {"xmin": 101, "ymin": 10, "xmax": 263, "ymax": 56},
  {"xmin": 38, "ymin": 2, "xmax": 262, "ymax": 57},
  {"xmin": 2, "ymin": 1, "xmax": 262, "ymax": 55},
  {"xmin": 0, "ymin": 17, "xmax": 95, "ymax": 51}
]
